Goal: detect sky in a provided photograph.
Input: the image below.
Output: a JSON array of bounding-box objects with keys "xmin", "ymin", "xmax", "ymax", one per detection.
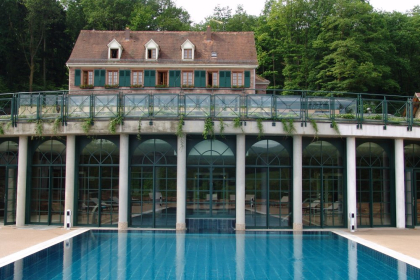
[{"xmin": 174, "ymin": 0, "xmax": 419, "ymax": 24}]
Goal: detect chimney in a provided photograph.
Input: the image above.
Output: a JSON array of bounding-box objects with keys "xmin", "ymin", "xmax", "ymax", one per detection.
[
  {"xmin": 125, "ymin": 27, "xmax": 130, "ymax": 41},
  {"xmin": 206, "ymin": 26, "xmax": 211, "ymax": 41}
]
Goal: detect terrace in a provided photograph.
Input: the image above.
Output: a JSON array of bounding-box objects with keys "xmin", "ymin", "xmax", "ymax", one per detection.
[{"xmin": 0, "ymin": 89, "xmax": 416, "ymax": 131}]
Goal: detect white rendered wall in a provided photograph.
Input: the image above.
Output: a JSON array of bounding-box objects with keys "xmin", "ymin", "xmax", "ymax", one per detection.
[
  {"xmin": 64, "ymin": 135, "xmax": 76, "ymax": 227},
  {"xmin": 176, "ymin": 133, "xmax": 187, "ymax": 230},
  {"xmin": 118, "ymin": 134, "xmax": 129, "ymax": 230},
  {"xmin": 293, "ymin": 135, "xmax": 302, "ymax": 230},
  {"xmin": 16, "ymin": 136, "xmax": 28, "ymax": 227},
  {"xmin": 395, "ymin": 138, "xmax": 405, "ymax": 228},
  {"xmin": 346, "ymin": 137, "xmax": 357, "ymax": 231},
  {"xmin": 236, "ymin": 134, "xmax": 246, "ymax": 230}
]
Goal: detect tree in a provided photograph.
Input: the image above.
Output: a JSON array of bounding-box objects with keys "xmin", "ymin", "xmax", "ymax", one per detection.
[{"xmin": 81, "ymin": 0, "xmax": 134, "ymax": 30}]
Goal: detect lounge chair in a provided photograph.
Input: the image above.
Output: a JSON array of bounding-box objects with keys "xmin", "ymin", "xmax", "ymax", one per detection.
[
  {"xmin": 324, "ymin": 201, "xmax": 341, "ymax": 212},
  {"xmin": 206, "ymin": 194, "xmax": 218, "ymax": 201},
  {"xmin": 280, "ymin": 196, "xmax": 288, "ymax": 207},
  {"xmin": 303, "ymin": 199, "xmax": 320, "ymax": 213}
]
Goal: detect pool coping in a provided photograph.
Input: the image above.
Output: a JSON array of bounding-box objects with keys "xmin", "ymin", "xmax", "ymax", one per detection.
[
  {"xmin": 333, "ymin": 230, "xmax": 420, "ymax": 269},
  {"xmin": 0, "ymin": 228, "xmax": 89, "ymax": 268}
]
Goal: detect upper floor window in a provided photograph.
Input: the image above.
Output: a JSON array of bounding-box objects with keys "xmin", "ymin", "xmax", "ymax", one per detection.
[
  {"xmin": 145, "ymin": 39, "xmax": 159, "ymax": 60},
  {"xmin": 107, "ymin": 39, "xmax": 123, "ymax": 59},
  {"xmin": 132, "ymin": 71, "xmax": 143, "ymax": 85},
  {"xmin": 83, "ymin": 70, "xmax": 93, "ymax": 85},
  {"xmin": 108, "ymin": 70, "xmax": 118, "ymax": 85},
  {"xmin": 182, "ymin": 71, "xmax": 193, "ymax": 86},
  {"xmin": 232, "ymin": 72, "xmax": 243, "ymax": 87},
  {"xmin": 208, "ymin": 72, "xmax": 218, "ymax": 87},
  {"xmin": 181, "ymin": 39, "xmax": 195, "ymax": 60}
]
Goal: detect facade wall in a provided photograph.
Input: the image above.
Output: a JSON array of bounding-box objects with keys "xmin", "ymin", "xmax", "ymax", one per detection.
[{"xmin": 2, "ymin": 121, "xmax": 417, "ymax": 230}]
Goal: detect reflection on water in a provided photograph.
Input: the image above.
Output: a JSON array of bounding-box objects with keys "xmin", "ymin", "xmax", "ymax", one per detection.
[{"xmin": 1, "ymin": 231, "xmax": 419, "ymax": 280}]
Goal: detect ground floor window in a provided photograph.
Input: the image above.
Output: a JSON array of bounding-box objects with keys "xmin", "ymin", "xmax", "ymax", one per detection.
[{"xmin": 0, "ymin": 140, "xmax": 18, "ymax": 225}]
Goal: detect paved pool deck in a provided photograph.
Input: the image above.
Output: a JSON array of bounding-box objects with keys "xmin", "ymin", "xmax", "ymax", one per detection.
[{"xmin": 0, "ymin": 226, "xmax": 419, "ymax": 265}]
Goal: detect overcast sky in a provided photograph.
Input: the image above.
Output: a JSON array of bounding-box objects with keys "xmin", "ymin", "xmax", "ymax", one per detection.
[{"xmin": 173, "ymin": 0, "xmax": 419, "ymax": 24}]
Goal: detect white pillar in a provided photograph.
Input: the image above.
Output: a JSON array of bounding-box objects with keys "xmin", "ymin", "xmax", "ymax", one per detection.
[
  {"xmin": 395, "ymin": 138, "xmax": 405, "ymax": 228},
  {"xmin": 16, "ymin": 136, "xmax": 28, "ymax": 227},
  {"xmin": 64, "ymin": 135, "xmax": 76, "ymax": 227},
  {"xmin": 293, "ymin": 135, "xmax": 302, "ymax": 230},
  {"xmin": 118, "ymin": 134, "xmax": 129, "ymax": 230},
  {"xmin": 63, "ymin": 239, "xmax": 73, "ymax": 280},
  {"xmin": 117, "ymin": 233, "xmax": 128, "ymax": 279},
  {"xmin": 348, "ymin": 240, "xmax": 357, "ymax": 279},
  {"xmin": 176, "ymin": 232, "xmax": 186, "ymax": 279},
  {"xmin": 347, "ymin": 137, "xmax": 357, "ymax": 231},
  {"xmin": 176, "ymin": 133, "xmax": 187, "ymax": 231},
  {"xmin": 235, "ymin": 232, "xmax": 245, "ymax": 279},
  {"xmin": 236, "ymin": 134, "xmax": 246, "ymax": 231},
  {"xmin": 293, "ymin": 232, "xmax": 303, "ymax": 279}
]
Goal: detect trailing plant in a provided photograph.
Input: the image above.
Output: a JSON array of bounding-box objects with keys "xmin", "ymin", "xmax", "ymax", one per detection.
[
  {"xmin": 309, "ymin": 119, "xmax": 319, "ymax": 139},
  {"xmin": 5, "ymin": 121, "xmax": 12, "ymax": 130},
  {"xmin": 257, "ymin": 118, "xmax": 264, "ymax": 140},
  {"xmin": 203, "ymin": 117, "xmax": 214, "ymax": 140},
  {"xmin": 82, "ymin": 118, "xmax": 93, "ymax": 135},
  {"xmin": 34, "ymin": 120, "xmax": 43, "ymax": 139},
  {"xmin": 281, "ymin": 118, "xmax": 296, "ymax": 136},
  {"xmin": 331, "ymin": 119, "xmax": 341, "ymax": 136},
  {"xmin": 175, "ymin": 115, "xmax": 184, "ymax": 147},
  {"xmin": 52, "ymin": 117, "xmax": 61, "ymax": 135},
  {"xmin": 108, "ymin": 114, "xmax": 124, "ymax": 134},
  {"xmin": 218, "ymin": 118, "xmax": 228, "ymax": 139},
  {"xmin": 233, "ymin": 117, "xmax": 244, "ymax": 132},
  {"xmin": 137, "ymin": 118, "xmax": 142, "ymax": 140},
  {"xmin": 0, "ymin": 124, "xmax": 4, "ymax": 135}
]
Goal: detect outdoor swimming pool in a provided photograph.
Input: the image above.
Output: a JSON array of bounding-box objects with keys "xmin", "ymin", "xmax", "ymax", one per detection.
[{"xmin": 0, "ymin": 231, "xmax": 419, "ymax": 279}]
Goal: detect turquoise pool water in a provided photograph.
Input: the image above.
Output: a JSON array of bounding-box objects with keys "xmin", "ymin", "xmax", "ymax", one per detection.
[{"xmin": 0, "ymin": 231, "xmax": 419, "ymax": 279}]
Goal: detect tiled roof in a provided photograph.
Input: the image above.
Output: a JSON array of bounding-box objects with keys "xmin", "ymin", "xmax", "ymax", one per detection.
[
  {"xmin": 67, "ymin": 30, "xmax": 258, "ymax": 66},
  {"xmin": 256, "ymin": 75, "xmax": 270, "ymax": 84}
]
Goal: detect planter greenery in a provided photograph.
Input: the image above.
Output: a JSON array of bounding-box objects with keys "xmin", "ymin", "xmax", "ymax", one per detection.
[
  {"xmin": 108, "ymin": 114, "xmax": 124, "ymax": 134},
  {"xmin": 130, "ymin": 84, "xmax": 143, "ymax": 88},
  {"xmin": 281, "ymin": 118, "xmax": 296, "ymax": 136},
  {"xmin": 80, "ymin": 84, "xmax": 94, "ymax": 89},
  {"xmin": 203, "ymin": 117, "xmax": 214, "ymax": 140},
  {"xmin": 257, "ymin": 118, "xmax": 264, "ymax": 140},
  {"xmin": 105, "ymin": 84, "xmax": 119, "ymax": 89},
  {"xmin": 155, "ymin": 84, "xmax": 168, "ymax": 88},
  {"xmin": 181, "ymin": 85, "xmax": 194, "ymax": 88}
]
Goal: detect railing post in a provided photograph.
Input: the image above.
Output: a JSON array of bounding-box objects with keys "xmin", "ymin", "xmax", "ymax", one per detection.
[
  {"xmin": 383, "ymin": 96, "xmax": 387, "ymax": 130},
  {"xmin": 407, "ymin": 98, "xmax": 413, "ymax": 131},
  {"xmin": 357, "ymin": 94, "xmax": 363, "ymax": 129}
]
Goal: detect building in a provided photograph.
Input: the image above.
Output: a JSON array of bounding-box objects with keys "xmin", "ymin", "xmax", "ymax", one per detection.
[{"xmin": 0, "ymin": 29, "xmax": 418, "ymax": 232}]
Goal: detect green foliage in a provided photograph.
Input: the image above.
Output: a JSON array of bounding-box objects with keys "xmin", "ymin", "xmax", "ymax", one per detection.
[
  {"xmin": 309, "ymin": 119, "xmax": 319, "ymax": 139},
  {"xmin": 203, "ymin": 117, "xmax": 214, "ymax": 140},
  {"xmin": 108, "ymin": 114, "xmax": 124, "ymax": 134},
  {"xmin": 281, "ymin": 118, "xmax": 296, "ymax": 136},
  {"xmin": 218, "ymin": 118, "xmax": 227, "ymax": 139},
  {"xmin": 233, "ymin": 117, "xmax": 244, "ymax": 132},
  {"xmin": 256, "ymin": 118, "xmax": 264, "ymax": 140},
  {"xmin": 331, "ymin": 120, "xmax": 340, "ymax": 136},
  {"xmin": 52, "ymin": 117, "xmax": 61, "ymax": 135},
  {"xmin": 34, "ymin": 120, "xmax": 43, "ymax": 139},
  {"xmin": 137, "ymin": 118, "xmax": 142, "ymax": 140},
  {"xmin": 81, "ymin": 118, "xmax": 93, "ymax": 134},
  {"xmin": 0, "ymin": 124, "xmax": 4, "ymax": 135}
]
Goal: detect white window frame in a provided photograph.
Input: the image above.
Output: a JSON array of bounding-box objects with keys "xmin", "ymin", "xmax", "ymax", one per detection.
[
  {"xmin": 132, "ymin": 71, "xmax": 143, "ymax": 85},
  {"xmin": 107, "ymin": 70, "xmax": 118, "ymax": 85},
  {"xmin": 182, "ymin": 71, "xmax": 193, "ymax": 86},
  {"xmin": 181, "ymin": 39, "xmax": 195, "ymax": 60},
  {"xmin": 232, "ymin": 72, "xmax": 243, "ymax": 87}
]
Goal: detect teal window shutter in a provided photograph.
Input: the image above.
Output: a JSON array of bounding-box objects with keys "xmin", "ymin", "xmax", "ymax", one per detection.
[
  {"xmin": 169, "ymin": 70, "xmax": 180, "ymax": 87},
  {"xmin": 99, "ymin": 70, "xmax": 106, "ymax": 86},
  {"xmin": 125, "ymin": 70, "xmax": 131, "ymax": 87},
  {"xmin": 225, "ymin": 71, "xmax": 231, "ymax": 88},
  {"xmin": 145, "ymin": 70, "xmax": 156, "ymax": 87},
  {"xmin": 75, "ymin": 69, "xmax": 81, "ymax": 86},
  {"xmin": 194, "ymin": 70, "xmax": 205, "ymax": 87},
  {"xmin": 94, "ymin": 70, "xmax": 100, "ymax": 86},
  {"xmin": 119, "ymin": 70, "xmax": 125, "ymax": 87},
  {"xmin": 244, "ymin": 71, "xmax": 250, "ymax": 88}
]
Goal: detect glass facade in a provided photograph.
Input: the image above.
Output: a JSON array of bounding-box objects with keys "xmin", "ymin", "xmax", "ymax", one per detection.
[
  {"xmin": 186, "ymin": 138, "xmax": 236, "ymax": 218},
  {"xmin": 130, "ymin": 137, "xmax": 177, "ymax": 228},
  {"xmin": 77, "ymin": 138, "xmax": 119, "ymax": 227},
  {"xmin": 29, "ymin": 139, "xmax": 66, "ymax": 224},
  {"xmin": 302, "ymin": 140, "xmax": 345, "ymax": 228},
  {"xmin": 245, "ymin": 138, "xmax": 292, "ymax": 228},
  {"xmin": 404, "ymin": 143, "xmax": 420, "ymax": 227},
  {"xmin": 356, "ymin": 141, "xmax": 393, "ymax": 227},
  {"xmin": 0, "ymin": 140, "xmax": 18, "ymax": 225}
]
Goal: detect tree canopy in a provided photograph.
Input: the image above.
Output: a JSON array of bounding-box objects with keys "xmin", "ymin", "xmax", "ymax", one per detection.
[{"xmin": 0, "ymin": 0, "xmax": 419, "ymax": 96}]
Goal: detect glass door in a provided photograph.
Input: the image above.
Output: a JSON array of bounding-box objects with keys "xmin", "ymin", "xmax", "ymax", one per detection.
[
  {"xmin": 3, "ymin": 166, "xmax": 17, "ymax": 225},
  {"xmin": 405, "ymin": 170, "xmax": 414, "ymax": 228}
]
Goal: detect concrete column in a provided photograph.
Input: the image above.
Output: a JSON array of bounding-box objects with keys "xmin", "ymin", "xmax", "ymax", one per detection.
[
  {"xmin": 395, "ymin": 138, "xmax": 405, "ymax": 228},
  {"xmin": 63, "ymin": 239, "xmax": 73, "ymax": 280},
  {"xmin": 293, "ymin": 135, "xmax": 302, "ymax": 230},
  {"xmin": 64, "ymin": 135, "xmax": 76, "ymax": 227},
  {"xmin": 235, "ymin": 232, "xmax": 245, "ymax": 279},
  {"xmin": 293, "ymin": 232, "xmax": 303, "ymax": 280},
  {"xmin": 176, "ymin": 133, "xmax": 187, "ymax": 231},
  {"xmin": 118, "ymin": 134, "xmax": 129, "ymax": 230},
  {"xmin": 16, "ymin": 136, "xmax": 28, "ymax": 227},
  {"xmin": 236, "ymin": 134, "xmax": 246, "ymax": 231},
  {"xmin": 117, "ymin": 233, "xmax": 128, "ymax": 279},
  {"xmin": 346, "ymin": 137, "xmax": 357, "ymax": 231},
  {"xmin": 176, "ymin": 232, "xmax": 186, "ymax": 279},
  {"xmin": 348, "ymin": 240, "xmax": 357, "ymax": 280}
]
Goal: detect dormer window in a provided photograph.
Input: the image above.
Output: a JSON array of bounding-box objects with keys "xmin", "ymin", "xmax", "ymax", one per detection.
[
  {"xmin": 145, "ymin": 39, "xmax": 159, "ymax": 60},
  {"xmin": 107, "ymin": 39, "xmax": 123, "ymax": 59},
  {"xmin": 181, "ymin": 39, "xmax": 195, "ymax": 60}
]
